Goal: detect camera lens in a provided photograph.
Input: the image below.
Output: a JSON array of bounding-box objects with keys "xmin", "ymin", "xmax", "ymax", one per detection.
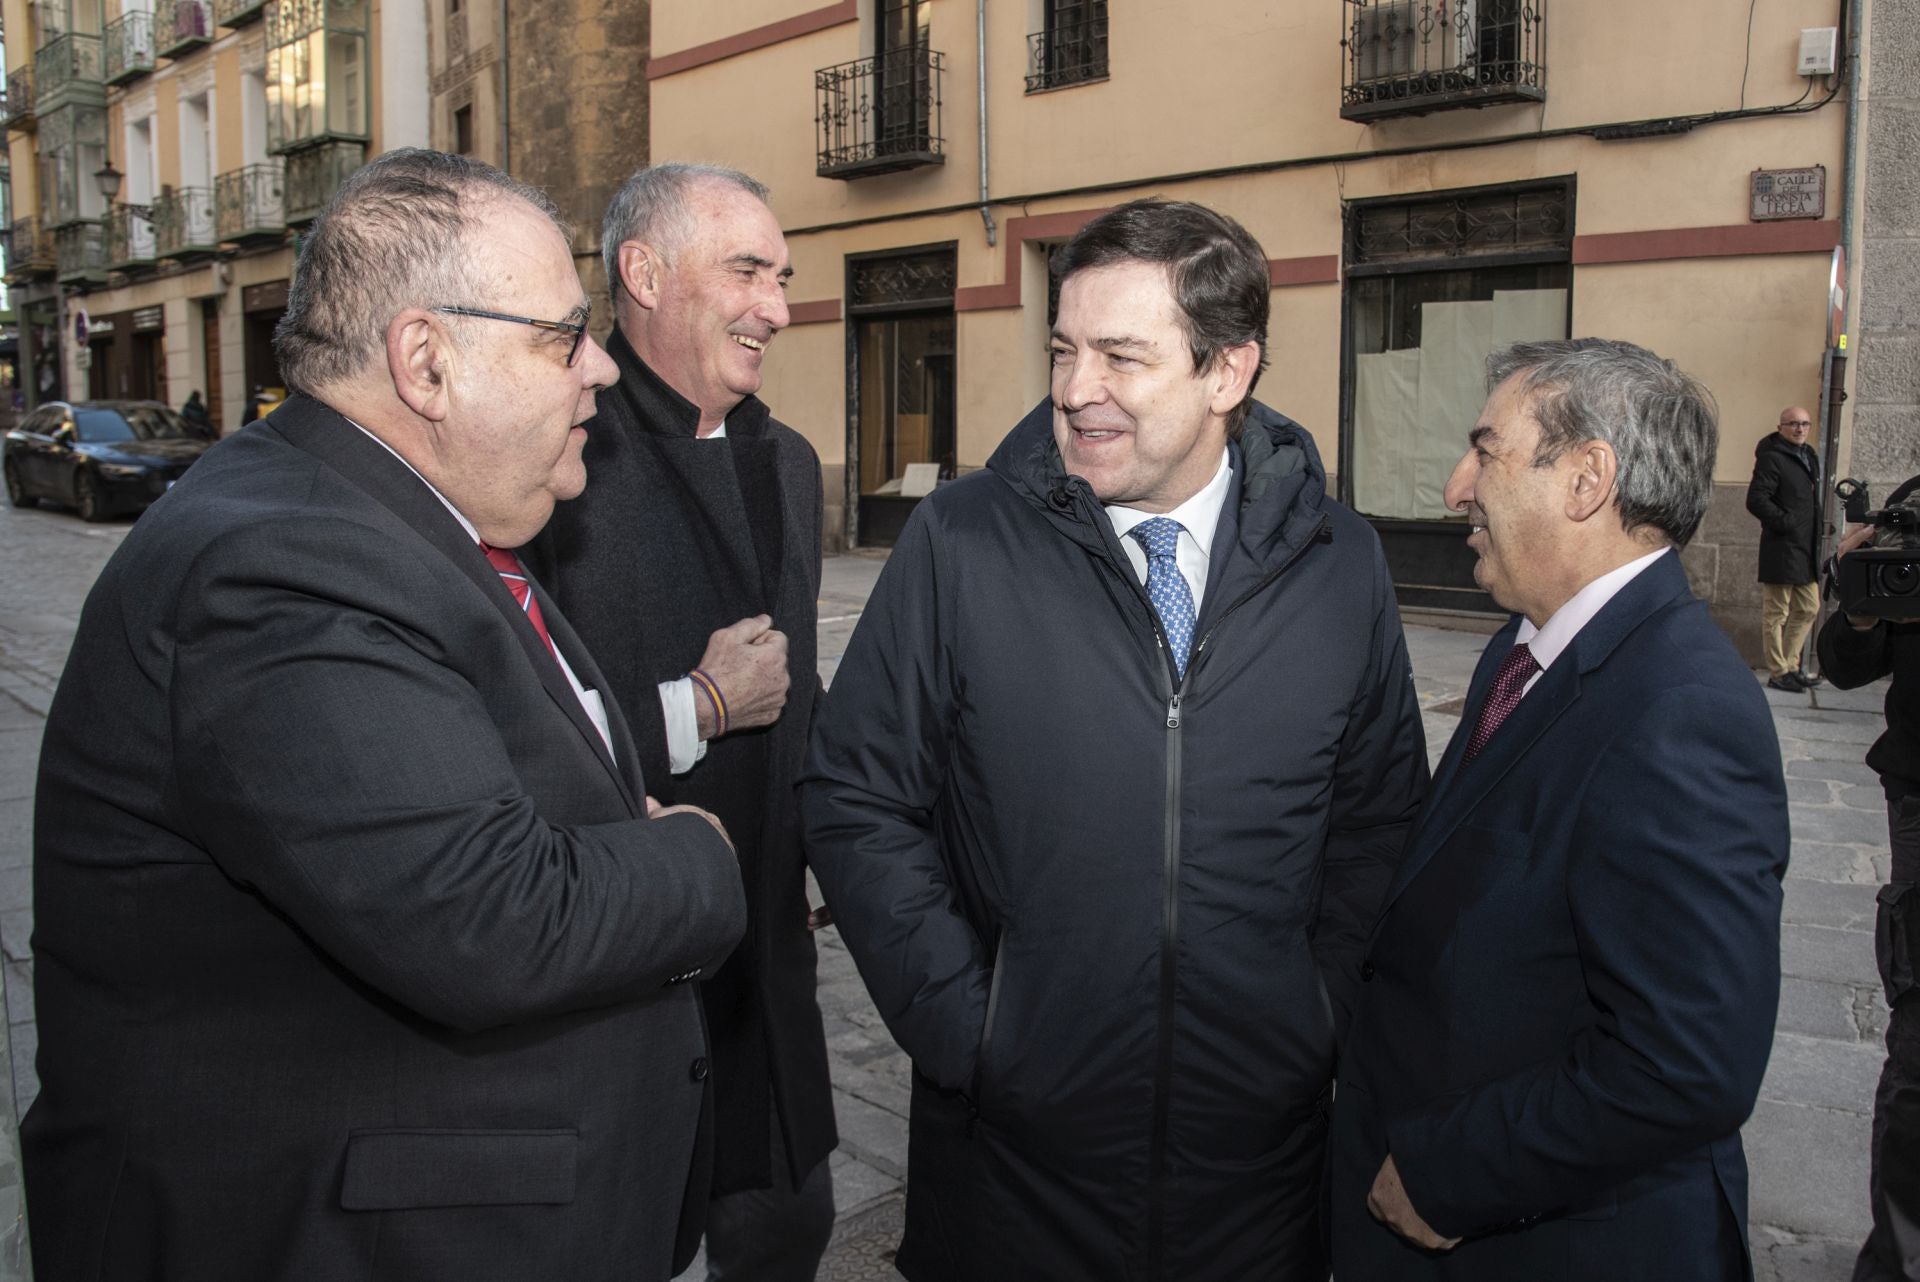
[{"xmin": 1876, "ymin": 561, "xmax": 1920, "ymax": 596}]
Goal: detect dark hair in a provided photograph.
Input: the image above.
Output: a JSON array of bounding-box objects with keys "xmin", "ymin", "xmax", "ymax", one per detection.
[
  {"xmin": 274, "ymin": 149, "xmax": 569, "ymax": 394},
  {"xmin": 1053, "ymin": 199, "xmax": 1271, "ymax": 433},
  {"xmin": 1488, "ymin": 337, "xmax": 1720, "ymax": 548}
]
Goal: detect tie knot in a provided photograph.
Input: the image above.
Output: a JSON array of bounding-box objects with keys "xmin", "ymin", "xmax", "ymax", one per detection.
[
  {"xmin": 1130, "ymin": 517, "xmax": 1185, "ymax": 560},
  {"xmin": 1494, "ymin": 641, "xmax": 1539, "ymax": 686},
  {"xmin": 479, "ymin": 543, "xmax": 523, "ymax": 577}
]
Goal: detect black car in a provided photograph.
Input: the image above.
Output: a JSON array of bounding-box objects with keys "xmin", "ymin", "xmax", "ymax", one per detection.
[{"xmin": 4, "ymin": 400, "xmax": 213, "ymax": 522}]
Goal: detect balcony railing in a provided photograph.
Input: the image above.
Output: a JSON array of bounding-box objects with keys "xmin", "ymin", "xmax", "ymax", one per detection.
[
  {"xmin": 1026, "ymin": 13, "xmax": 1108, "ymax": 92},
  {"xmin": 1, "ymin": 67, "xmax": 34, "ymax": 129},
  {"xmin": 216, "ymin": 161, "xmax": 286, "ymax": 240},
  {"xmin": 157, "ymin": 0, "xmax": 215, "ymax": 58},
  {"xmin": 107, "ymin": 202, "xmax": 157, "ymax": 268},
  {"xmin": 1342, "ymin": 0, "xmax": 1545, "ymax": 122},
  {"xmin": 214, "ymin": 0, "xmax": 269, "ymax": 26},
  {"xmin": 33, "ymin": 33, "xmax": 105, "ymax": 112},
  {"xmin": 154, "ymin": 186, "xmax": 218, "ymax": 257},
  {"xmin": 816, "ymin": 46, "xmax": 945, "ymax": 179},
  {"xmin": 105, "ymin": 11, "xmax": 157, "ymax": 84},
  {"xmin": 3, "ymin": 216, "xmax": 57, "ymax": 282},
  {"xmin": 284, "ymin": 139, "xmax": 364, "ymax": 224},
  {"xmin": 56, "ymin": 219, "xmax": 108, "ymax": 284}
]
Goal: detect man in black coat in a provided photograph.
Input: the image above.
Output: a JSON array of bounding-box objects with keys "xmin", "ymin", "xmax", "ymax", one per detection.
[
  {"xmin": 1818, "ymin": 474, "xmax": 1920, "ymax": 1282},
  {"xmin": 524, "ymin": 164, "xmax": 837, "ymax": 1281},
  {"xmin": 23, "ymin": 150, "xmax": 746, "ymax": 1281},
  {"xmin": 1747, "ymin": 406, "xmax": 1824, "ymax": 691},
  {"xmin": 799, "ymin": 201, "xmax": 1429, "ymax": 1280}
]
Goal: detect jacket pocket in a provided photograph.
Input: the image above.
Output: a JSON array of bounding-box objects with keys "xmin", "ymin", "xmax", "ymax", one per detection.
[
  {"xmin": 1877, "ymin": 881, "xmax": 1917, "ymax": 1006},
  {"xmin": 340, "ymin": 1128, "xmax": 578, "ymax": 1210},
  {"xmin": 968, "ymin": 927, "xmax": 1008, "ymax": 1125}
]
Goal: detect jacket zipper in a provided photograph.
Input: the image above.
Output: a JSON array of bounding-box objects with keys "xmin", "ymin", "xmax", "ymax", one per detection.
[{"xmin": 1143, "ymin": 513, "xmax": 1329, "ymax": 1279}]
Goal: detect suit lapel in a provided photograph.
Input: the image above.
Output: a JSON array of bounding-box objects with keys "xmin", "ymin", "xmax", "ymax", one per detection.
[
  {"xmin": 271, "ymin": 395, "xmax": 638, "ymax": 812},
  {"xmin": 1377, "ymin": 551, "xmax": 1699, "ymax": 922}
]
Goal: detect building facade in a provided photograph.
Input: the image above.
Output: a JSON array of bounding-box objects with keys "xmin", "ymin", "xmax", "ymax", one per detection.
[
  {"xmin": 423, "ymin": 0, "xmax": 649, "ymax": 317},
  {"xmin": 0, "ymin": 0, "xmax": 427, "ymax": 432},
  {"xmin": 649, "ymin": 0, "xmax": 1884, "ymax": 658}
]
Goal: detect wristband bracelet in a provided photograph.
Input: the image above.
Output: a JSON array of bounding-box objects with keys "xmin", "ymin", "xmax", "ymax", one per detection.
[{"xmin": 689, "ymin": 667, "xmax": 729, "ymax": 737}]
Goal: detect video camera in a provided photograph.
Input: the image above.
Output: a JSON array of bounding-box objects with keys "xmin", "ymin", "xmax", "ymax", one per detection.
[{"xmin": 1830, "ymin": 478, "xmax": 1920, "ymax": 620}]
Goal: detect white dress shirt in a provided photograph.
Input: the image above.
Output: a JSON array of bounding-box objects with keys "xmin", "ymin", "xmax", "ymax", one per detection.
[
  {"xmin": 1105, "ymin": 447, "xmax": 1234, "ymax": 616},
  {"xmin": 350, "ymin": 423, "xmax": 616, "ymax": 760},
  {"xmin": 1514, "ymin": 545, "xmax": 1671, "ymax": 698}
]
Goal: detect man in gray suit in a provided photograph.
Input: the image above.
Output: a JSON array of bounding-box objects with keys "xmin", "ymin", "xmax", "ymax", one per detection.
[{"xmin": 23, "ymin": 149, "xmax": 747, "ymax": 1281}]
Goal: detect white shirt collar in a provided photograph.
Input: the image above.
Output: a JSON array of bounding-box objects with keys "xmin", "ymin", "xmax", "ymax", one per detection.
[
  {"xmin": 1517, "ymin": 545, "xmax": 1671, "ymax": 672},
  {"xmin": 349, "ymin": 420, "xmax": 483, "ymax": 543},
  {"xmin": 1104, "ymin": 447, "xmax": 1233, "ymax": 555}
]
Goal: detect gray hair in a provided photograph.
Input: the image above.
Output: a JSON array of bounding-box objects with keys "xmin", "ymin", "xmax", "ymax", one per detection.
[
  {"xmin": 274, "ymin": 149, "xmax": 570, "ymax": 394},
  {"xmin": 601, "ymin": 163, "xmax": 771, "ymax": 296},
  {"xmin": 1488, "ymin": 337, "xmax": 1720, "ymax": 548}
]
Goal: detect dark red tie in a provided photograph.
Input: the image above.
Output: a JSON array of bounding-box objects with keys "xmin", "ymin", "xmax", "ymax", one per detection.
[
  {"xmin": 1464, "ymin": 642, "xmax": 1540, "ymax": 762},
  {"xmin": 480, "ymin": 543, "xmax": 558, "ymax": 662}
]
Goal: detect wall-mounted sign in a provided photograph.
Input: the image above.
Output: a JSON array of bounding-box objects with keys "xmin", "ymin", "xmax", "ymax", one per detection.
[
  {"xmin": 243, "ymin": 279, "xmax": 290, "ymax": 314},
  {"xmin": 132, "ymin": 306, "xmax": 165, "ymax": 332},
  {"xmin": 1751, "ymin": 166, "xmax": 1826, "ymax": 221}
]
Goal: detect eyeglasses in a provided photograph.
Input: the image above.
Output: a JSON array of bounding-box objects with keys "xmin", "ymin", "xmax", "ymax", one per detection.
[{"xmin": 434, "ymin": 305, "xmax": 589, "ymax": 367}]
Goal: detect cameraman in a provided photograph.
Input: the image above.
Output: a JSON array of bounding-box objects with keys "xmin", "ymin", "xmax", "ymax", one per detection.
[{"xmin": 1819, "ymin": 473, "xmax": 1920, "ymax": 1282}]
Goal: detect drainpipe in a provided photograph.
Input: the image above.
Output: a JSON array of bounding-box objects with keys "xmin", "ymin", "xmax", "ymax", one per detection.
[
  {"xmin": 497, "ymin": 0, "xmax": 511, "ymax": 170},
  {"xmin": 976, "ymin": 0, "xmax": 995, "ymax": 246},
  {"xmin": 1818, "ymin": 0, "xmax": 1861, "ymax": 557}
]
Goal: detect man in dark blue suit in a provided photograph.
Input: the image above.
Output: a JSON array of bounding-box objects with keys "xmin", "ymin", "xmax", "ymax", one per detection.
[{"xmin": 1331, "ymin": 338, "xmax": 1789, "ymax": 1281}]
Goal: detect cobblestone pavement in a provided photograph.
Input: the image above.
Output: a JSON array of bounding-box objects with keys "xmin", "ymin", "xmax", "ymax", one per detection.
[{"xmin": 0, "ymin": 497, "xmax": 1893, "ymax": 1281}]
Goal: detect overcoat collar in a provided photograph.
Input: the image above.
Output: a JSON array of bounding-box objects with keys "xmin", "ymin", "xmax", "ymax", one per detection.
[
  {"xmin": 605, "ymin": 324, "xmax": 773, "ymax": 441},
  {"xmin": 267, "ymin": 393, "xmax": 643, "ymax": 813}
]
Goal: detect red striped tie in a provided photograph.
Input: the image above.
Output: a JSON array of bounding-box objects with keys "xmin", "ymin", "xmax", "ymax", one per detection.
[{"xmin": 479, "ymin": 543, "xmax": 558, "ymax": 661}]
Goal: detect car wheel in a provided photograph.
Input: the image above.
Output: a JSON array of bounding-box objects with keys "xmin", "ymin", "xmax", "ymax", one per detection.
[
  {"xmin": 74, "ymin": 469, "xmax": 109, "ymax": 523},
  {"xmin": 3, "ymin": 460, "xmax": 33, "ymax": 509}
]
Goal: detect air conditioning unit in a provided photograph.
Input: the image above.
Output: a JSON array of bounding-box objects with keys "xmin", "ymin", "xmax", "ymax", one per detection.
[{"xmin": 1354, "ymin": 1, "xmax": 1477, "ymax": 82}]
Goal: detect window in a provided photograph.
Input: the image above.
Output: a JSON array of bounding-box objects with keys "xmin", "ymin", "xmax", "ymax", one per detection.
[
  {"xmin": 1027, "ymin": 0, "xmax": 1107, "ymax": 92},
  {"xmin": 1341, "ymin": 181, "xmax": 1572, "ymax": 610},
  {"xmin": 266, "ymin": 0, "xmax": 371, "ymax": 152},
  {"xmin": 453, "ymin": 104, "xmax": 472, "ymax": 155}
]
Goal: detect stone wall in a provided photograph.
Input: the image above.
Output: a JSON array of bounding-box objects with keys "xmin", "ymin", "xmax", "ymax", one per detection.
[
  {"xmin": 1854, "ymin": 0, "xmax": 1920, "ymax": 493},
  {"xmin": 1688, "ymin": 481, "xmax": 1770, "ymax": 669}
]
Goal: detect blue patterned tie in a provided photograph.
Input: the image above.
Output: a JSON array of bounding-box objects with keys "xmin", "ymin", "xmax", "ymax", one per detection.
[{"xmin": 1130, "ymin": 517, "xmax": 1197, "ymax": 680}]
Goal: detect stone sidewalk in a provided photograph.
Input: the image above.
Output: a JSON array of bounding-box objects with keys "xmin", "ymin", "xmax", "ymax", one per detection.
[{"xmin": 0, "ymin": 500, "xmax": 1895, "ymax": 1280}]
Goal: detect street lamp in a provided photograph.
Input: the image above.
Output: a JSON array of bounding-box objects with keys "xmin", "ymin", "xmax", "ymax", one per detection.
[{"xmin": 93, "ymin": 160, "xmax": 149, "ymax": 218}]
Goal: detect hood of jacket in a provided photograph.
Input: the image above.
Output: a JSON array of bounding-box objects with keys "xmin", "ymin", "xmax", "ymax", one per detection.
[
  {"xmin": 1755, "ymin": 429, "xmax": 1817, "ymax": 471},
  {"xmin": 985, "ymin": 397, "xmax": 1331, "ymax": 569}
]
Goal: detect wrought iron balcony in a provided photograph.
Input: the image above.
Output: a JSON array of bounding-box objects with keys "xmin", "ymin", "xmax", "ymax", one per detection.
[
  {"xmin": 816, "ymin": 47, "xmax": 945, "ymax": 179},
  {"xmin": 215, "ymin": 0, "xmax": 269, "ymax": 27},
  {"xmin": 105, "ymin": 11, "xmax": 157, "ymax": 85},
  {"xmin": 55, "ymin": 219, "xmax": 108, "ymax": 284},
  {"xmin": 154, "ymin": 186, "xmax": 218, "ymax": 258},
  {"xmin": 1341, "ymin": 0, "xmax": 1545, "ymax": 123},
  {"xmin": 33, "ymin": 34, "xmax": 105, "ymax": 114},
  {"xmin": 107, "ymin": 202, "xmax": 157, "ymax": 269},
  {"xmin": 1026, "ymin": 13, "xmax": 1107, "ymax": 92},
  {"xmin": 216, "ymin": 162, "xmax": 285, "ymax": 241},
  {"xmin": 1, "ymin": 67, "xmax": 35, "ymax": 130},
  {"xmin": 157, "ymin": 0, "xmax": 215, "ymax": 58},
  {"xmin": 284, "ymin": 139, "xmax": 364, "ymax": 224},
  {"xmin": 3, "ymin": 216, "xmax": 57, "ymax": 282}
]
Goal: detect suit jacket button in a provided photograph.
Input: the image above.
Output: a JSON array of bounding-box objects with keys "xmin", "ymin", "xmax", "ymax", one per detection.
[
  {"xmin": 1360, "ymin": 960, "xmax": 1377, "ymax": 982},
  {"xmin": 690, "ymin": 1057, "xmax": 710, "ymax": 1082}
]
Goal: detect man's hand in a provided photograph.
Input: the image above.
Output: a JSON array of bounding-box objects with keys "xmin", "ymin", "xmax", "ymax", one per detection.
[
  {"xmin": 807, "ymin": 904, "xmax": 833, "ymax": 931},
  {"xmin": 692, "ymin": 615, "xmax": 790, "ymax": 740},
  {"xmin": 645, "ymin": 795, "xmax": 735, "ymax": 854},
  {"xmin": 1836, "ymin": 524, "xmax": 1884, "ymax": 630},
  {"xmin": 1368, "ymin": 1154, "xmax": 1461, "ymax": 1252}
]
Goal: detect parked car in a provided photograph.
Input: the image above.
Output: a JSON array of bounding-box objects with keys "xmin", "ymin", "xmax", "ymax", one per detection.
[{"xmin": 4, "ymin": 400, "xmax": 213, "ymax": 522}]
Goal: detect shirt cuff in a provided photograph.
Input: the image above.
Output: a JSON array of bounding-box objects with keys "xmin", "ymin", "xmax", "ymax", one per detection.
[{"xmin": 661, "ymin": 678, "xmax": 708, "ymax": 775}]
